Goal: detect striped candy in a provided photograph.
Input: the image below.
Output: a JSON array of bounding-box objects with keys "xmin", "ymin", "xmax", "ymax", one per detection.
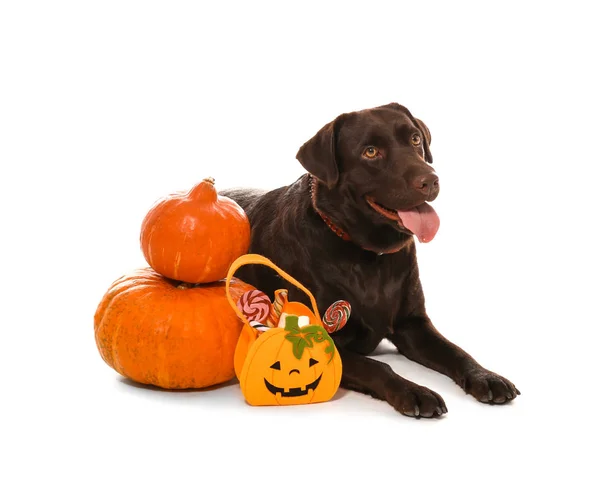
[{"xmin": 272, "ymin": 289, "xmax": 288, "ymax": 318}]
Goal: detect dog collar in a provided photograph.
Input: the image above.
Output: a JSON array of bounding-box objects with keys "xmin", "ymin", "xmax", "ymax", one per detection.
[
  {"xmin": 307, "ymin": 174, "xmax": 409, "ymax": 255},
  {"xmin": 308, "ymin": 175, "xmax": 351, "ymax": 241}
]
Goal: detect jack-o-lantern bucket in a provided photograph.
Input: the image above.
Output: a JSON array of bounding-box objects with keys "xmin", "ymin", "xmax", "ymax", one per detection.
[{"xmin": 225, "ymin": 254, "xmax": 351, "ymax": 406}]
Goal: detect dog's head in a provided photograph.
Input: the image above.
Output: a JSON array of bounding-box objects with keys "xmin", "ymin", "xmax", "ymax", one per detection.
[{"xmin": 296, "ymin": 103, "xmax": 440, "ymax": 251}]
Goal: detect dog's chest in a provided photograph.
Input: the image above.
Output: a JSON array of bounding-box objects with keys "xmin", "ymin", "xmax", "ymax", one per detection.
[
  {"xmin": 314, "ymin": 252, "xmax": 414, "ymax": 350},
  {"xmin": 344, "ymin": 259, "xmax": 403, "ymax": 308}
]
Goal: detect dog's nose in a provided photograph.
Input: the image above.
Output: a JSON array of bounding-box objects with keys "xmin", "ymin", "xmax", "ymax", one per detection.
[{"xmin": 412, "ymin": 173, "xmax": 439, "ymax": 196}]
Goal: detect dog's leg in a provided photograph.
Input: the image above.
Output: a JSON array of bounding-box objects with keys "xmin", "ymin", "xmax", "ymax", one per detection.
[
  {"xmin": 338, "ymin": 346, "xmax": 447, "ymax": 418},
  {"xmin": 388, "ymin": 316, "xmax": 521, "ymax": 404}
]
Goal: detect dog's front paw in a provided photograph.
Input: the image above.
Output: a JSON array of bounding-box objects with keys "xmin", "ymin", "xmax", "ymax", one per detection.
[
  {"xmin": 386, "ymin": 381, "xmax": 448, "ymax": 418},
  {"xmin": 461, "ymin": 368, "xmax": 521, "ymax": 404}
]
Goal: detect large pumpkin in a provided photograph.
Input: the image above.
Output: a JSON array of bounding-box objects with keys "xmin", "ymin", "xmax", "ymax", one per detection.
[
  {"xmin": 94, "ymin": 267, "xmax": 255, "ymax": 389},
  {"xmin": 239, "ymin": 315, "xmax": 342, "ymax": 406},
  {"xmin": 140, "ymin": 177, "xmax": 251, "ymax": 283}
]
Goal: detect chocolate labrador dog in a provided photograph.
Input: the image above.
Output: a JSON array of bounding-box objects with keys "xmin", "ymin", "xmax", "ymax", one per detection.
[{"xmin": 222, "ymin": 102, "xmax": 520, "ymax": 417}]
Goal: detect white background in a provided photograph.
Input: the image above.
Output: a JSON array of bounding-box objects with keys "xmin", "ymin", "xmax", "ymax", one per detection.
[{"xmin": 1, "ymin": 1, "xmax": 598, "ymax": 479}]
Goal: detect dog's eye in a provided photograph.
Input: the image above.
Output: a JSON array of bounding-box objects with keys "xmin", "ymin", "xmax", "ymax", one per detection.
[
  {"xmin": 411, "ymin": 133, "xmax": 422, "ymax": 146},
  {"xmin": 363, "ymin": 146, "xmax": 379, "ymax": 159}
]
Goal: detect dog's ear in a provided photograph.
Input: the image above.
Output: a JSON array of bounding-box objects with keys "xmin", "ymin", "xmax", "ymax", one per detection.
[
  {"xmin": 413, "ymin": 118, "xmax": 433, "ymax": 164},
  {"xmin": 296, "ymin": 114, "xmax": 347, "ymax": 189}
]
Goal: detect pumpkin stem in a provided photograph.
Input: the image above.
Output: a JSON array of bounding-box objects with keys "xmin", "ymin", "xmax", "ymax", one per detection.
[
  {"xmin": 188, "ymin": 178, "xmax": 218, "ymax": 202},
  {"xmin": 177, "ymin": 282, "xmax": 194, "ymax": 289}
]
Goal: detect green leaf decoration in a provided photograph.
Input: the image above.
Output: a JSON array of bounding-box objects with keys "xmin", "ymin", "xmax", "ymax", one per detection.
[{"xmin": 284, "ymin": 320, "xmax": 336, "ymax": 363}]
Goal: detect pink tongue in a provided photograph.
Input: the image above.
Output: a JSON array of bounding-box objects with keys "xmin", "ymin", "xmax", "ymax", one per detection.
[{"xmin": 397, "ymin": 203, "xmax": 440, "ymax": 243}]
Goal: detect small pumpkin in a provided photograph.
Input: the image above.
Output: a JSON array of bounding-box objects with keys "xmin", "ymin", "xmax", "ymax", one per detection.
[
  {"xmin": 94, "ymin": 267, "xmax": 255, "ymax": 389},
  {"xmin": 239, "ymin": 315, "xmax": 342, "ymax": 406},
  {"xmin": 140, "ymin": 177, "xmax": 251, "ymax": 283}
]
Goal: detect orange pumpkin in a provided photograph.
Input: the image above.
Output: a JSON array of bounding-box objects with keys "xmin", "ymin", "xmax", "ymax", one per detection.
[
  {"xmin": 94, "ymin": 267, "xmax": 255, "ymax": 389},
  {"xmin": 239, "ymin": 315, "xmax": 342, "ymax": 406},
  {"xmin": 140, "ymin": 177, "xmax": 251, "ymax": 283}
]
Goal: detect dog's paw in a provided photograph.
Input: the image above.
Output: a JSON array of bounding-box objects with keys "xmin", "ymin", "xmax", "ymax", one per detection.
[
  {"xmin": 461, "ymin": 368, "xmax": 521, "ymax": 404},
  {"xmin": 386, "ymin": 382, "xmax": 448, "ymax": 418}
]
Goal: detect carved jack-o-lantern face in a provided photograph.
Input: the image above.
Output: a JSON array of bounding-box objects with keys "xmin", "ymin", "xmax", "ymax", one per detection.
[{"xmin": 239, "ymin": 315, "xmax": 342, "ymax": 406}]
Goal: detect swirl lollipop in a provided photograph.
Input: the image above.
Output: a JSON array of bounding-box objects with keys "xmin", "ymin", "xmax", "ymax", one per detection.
[
  {"xmin": 237, "ymin": 289, "xmax": 274, "ymax": 331},
  {"xmin": 322, "ymin": 300, "xmax": 351, "ymax": 333}
]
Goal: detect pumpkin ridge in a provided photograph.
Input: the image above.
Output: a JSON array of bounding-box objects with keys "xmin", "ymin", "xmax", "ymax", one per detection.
[
  {"xmin": 306, "ymin": 354, "xmax": 319, "ymax": 403},
  {"xmin": 215, "ymin": 279, "xmax": 247, "ymax": 385},
  {"xmin": 107, "ymin": 270, "xmax": 158, "ymax": 295},
  {"xmin": 307, "ymin": 382, "xmax": 316, "ymax": 403},
  {"xmin": 146, "ymin": 223, "xmax": 158, "ymax": 269},
  {"xmin": 113, "ymin": 284, "xmax": 162, "ymax": 380},
  {"xmin": 95, "ymin": 316, "xmax": 114, "ymax": 368},
  {"xmin": 207, "ymin": 291, "xmax": 223, "ymax": 387},
  {"xmin": 96, "ymin": 286, "xmax": 138, "ymax": 370},
  {"xmin": 272, "ymin": 332, "xmax": 288, "ymax": 406},
  {"xmin": 94, "ymin": 275, "xmax": 144, "ymax": 331},
  {"xmin": 173, "ymin": 251, "xmax": 182, "ymax": 279},
  {"xmin": 108, "ymin": 303, "xmax": 125, "ymax": 376},
  {"xmin": 240, "ymin": 330, "xmax": 283, "ymax": 403},
  {"xmin": 156, "ymin": 311, "xmax": 173, "ymax": 387}
]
